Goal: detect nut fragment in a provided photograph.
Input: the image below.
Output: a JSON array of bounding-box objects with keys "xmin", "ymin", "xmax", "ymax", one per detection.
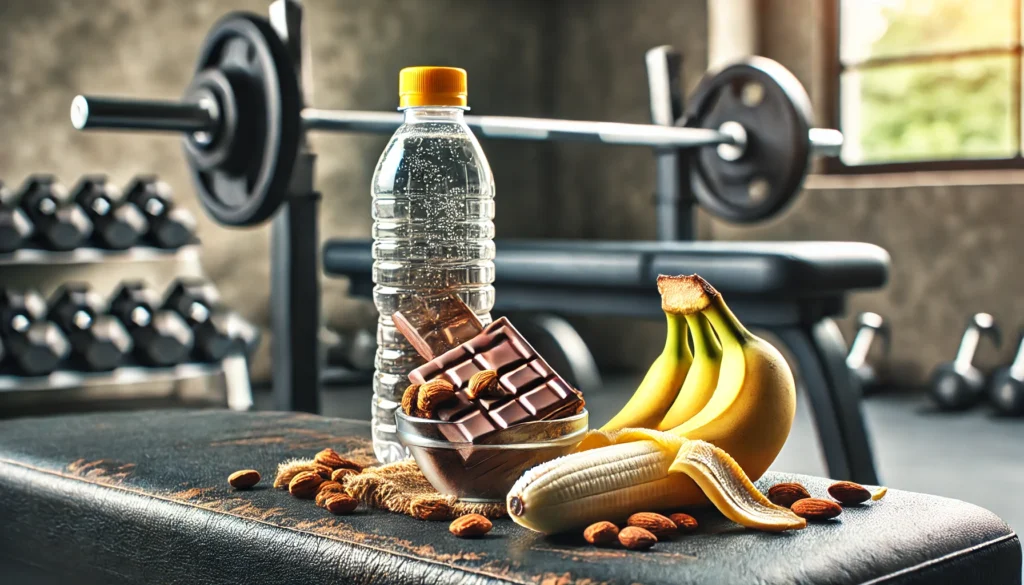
[
  {"xmin": 228, "ymin": 469, "xmax": 261, "ymax": 490},
  {"xmin": 668, "ymin": 513, "xmax": 698, "ymax": 533},
  {"xmin": 324, "ymin": 493, "xmax": 359, "ymax": 515},
  {"xmin": 410, "ymin": 496, "xmax": 453, "ymax": 521},
  {"xmin": 791, "ymin": 498, "xmax": 842, "ymax": 521},
  {"xmin": 627, "ymin": 512, "xmax": 677, "ymax": 538},
  {"xmin": 288, "ymin": 471, "xmax": 324, "ymax": 499},
  {"xmin": 583, "ymin": 521, "xmax": 619, "ymax": 546},
  {"xmin": 618, "ymin": 526, "xmax": 657, "ymax": 551},
  {"xmin": 417, "ymin": 378, "xmax": 457, "ymax": 412},
  {"xmin": 466, "ymin": 370, "xmax": 502, "ymax": 399},
  {"xmin": 331, "ymin": 468, "xmax": 359, "ymax": 483},
  {"xmin": 449, "ymin": 514, "xmax": 493, "ymax": 538},
  {"xmin": 401, "ymin": 384, "xmax": 421, "ymax": 416},
  {"xmin": 828, "ymin": 481, "xmax": 872, "ymax": 505},
  {"xmin": 768, "ymin": 482, "xmax": 812, "ymax": 508}
]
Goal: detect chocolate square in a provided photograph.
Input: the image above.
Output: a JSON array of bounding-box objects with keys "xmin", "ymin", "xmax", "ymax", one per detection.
[{"xmin": 406, "ymin": 316, "xmax": 582, "ymax": 444}]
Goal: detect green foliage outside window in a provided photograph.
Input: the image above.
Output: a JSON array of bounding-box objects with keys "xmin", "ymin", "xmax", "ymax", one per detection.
[{"xmin": 842, "ymin": 0, "xmax": 1018, "ymax": 164}]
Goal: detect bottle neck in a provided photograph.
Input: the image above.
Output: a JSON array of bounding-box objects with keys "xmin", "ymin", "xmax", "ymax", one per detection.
[{"xmin": 401, "ymin": 106, "xmax": 466, "ymax": 124}]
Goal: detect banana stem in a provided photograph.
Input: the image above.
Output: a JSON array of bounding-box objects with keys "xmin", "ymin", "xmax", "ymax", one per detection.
[
  {"xmin": 701, "ymin": 295, "xmax": 752, "ymax": 346},
  {"xmin": 664, "ymin": 311, "xmax": 692, "ymax": 361},
  {"xmin": 685, "ymin": 313, "xmax": 721, "ymax": 357}
]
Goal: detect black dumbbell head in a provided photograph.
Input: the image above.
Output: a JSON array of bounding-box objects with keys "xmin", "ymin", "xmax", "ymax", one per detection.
[
  {"xmin": 989, "ymin": 367, "xmax": 1024, "ymax": 416},
  {"xmin": 17, "ymin": 176, "xmax": 93, "ymax": 251},
  {"xmin": 72, "ymin": 176, "xmax": 149, "ymax": 250},
  {"xmin": 929, "ymin": 363, "xmax": 986, "ymax": 411},
  {"xmin": 132, "ymin": 310, "xmax": 194, "ymax": 367},
  {"xmin": 163, "ymin": 279, "xmax": 220, "ymax": 318},
  {"xmin": 8, "ymin": 321, "xmax": 70, "ymax": 376},
  {"xmin": 108, "ymin": 282, "xmax": 159, "ymax": 324},
  {"xmin": 48, "ymin": 284, "xmax": 132, "ymax": 371},
  {"xmin": 124, "ymin": 177, "xmax": 195, "ymax": 249},
  {"xmin": 0, "ymin": 181, "xmax": 34, "ymax": 253}
]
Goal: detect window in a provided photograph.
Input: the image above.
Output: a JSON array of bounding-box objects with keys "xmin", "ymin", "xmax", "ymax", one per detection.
[{"xmin": 832, "ymin": 0, "xmax": 1023, "ymax": 171}]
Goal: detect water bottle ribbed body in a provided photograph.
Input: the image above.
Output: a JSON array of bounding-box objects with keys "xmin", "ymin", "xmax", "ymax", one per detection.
[{"xmin": 370, "ymin": 107, "xmax": 495, "ymax": 463}]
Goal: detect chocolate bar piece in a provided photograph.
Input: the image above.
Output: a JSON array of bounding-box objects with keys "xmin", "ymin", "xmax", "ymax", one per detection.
[
  {"xmin": 409, "ymin": 317, "xmax": 582, "ymax": 444},
  {"xmin": 393, "ymin": 291, "xmax": 484, "ymax": 360}
]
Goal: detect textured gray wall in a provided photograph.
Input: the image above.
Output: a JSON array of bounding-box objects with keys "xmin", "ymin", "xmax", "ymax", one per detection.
[
  {"xmin": 3, "ymin": 0, "xmax": 1000, "ymax": 387},
  {"xmin": 0, "ymin": 0, "xmax": 555, "ymax": 381}
]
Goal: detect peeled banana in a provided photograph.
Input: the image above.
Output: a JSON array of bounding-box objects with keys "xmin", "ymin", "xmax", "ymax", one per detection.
[
  {"xmin": 507, "ymin": 429, "xmax": 805, "ymax": 533},
  {"xmin": 508, "ymin": 274, "xmax": 800, "ymax": 534}
]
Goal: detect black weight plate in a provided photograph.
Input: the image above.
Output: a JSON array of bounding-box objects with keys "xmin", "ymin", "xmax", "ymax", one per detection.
[
  {"xmin": 184, "ymin": 13, "xmax": 302, "ymax": 227},
  {"xmin": 685, "ymin": 57, "xmax": 813, "ymax": 223}
]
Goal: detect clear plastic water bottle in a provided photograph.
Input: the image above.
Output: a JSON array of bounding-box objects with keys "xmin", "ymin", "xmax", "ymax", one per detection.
[{"xmin": 370, "ymin": 67, "xmax": 496, "ymax": 463}]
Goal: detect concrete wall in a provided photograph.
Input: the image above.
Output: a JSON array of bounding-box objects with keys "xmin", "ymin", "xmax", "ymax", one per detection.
[
  {"xmin": 0, "ymin": 0, "xmax": 555, "ymax": 381},
  {"xmin": 3, "ymin": 0, "xmax": 1002, "ymax": 387}
]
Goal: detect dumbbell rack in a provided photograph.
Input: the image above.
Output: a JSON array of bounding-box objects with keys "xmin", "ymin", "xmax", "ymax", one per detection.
[{"xmin": 0, "ymin": 243, "xmax": 254, "ymax": 412}]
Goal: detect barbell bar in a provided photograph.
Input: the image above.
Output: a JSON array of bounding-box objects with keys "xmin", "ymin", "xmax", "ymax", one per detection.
[{"xmin": 72, "ymin": 95, "xmax": 842, "ymax": 156}]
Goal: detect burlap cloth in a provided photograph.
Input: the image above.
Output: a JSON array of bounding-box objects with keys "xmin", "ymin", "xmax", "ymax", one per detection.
[
  {"xmin": 276, "ymin": 457, "xmax": 507, "ymax": 520},
  {"xmin": 345, "ymin": 460, "xmax": 507, "ymax": 520}
]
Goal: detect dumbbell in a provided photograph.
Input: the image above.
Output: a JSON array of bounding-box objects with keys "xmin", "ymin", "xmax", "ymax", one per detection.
[
  {"xmin": 0, "ymin": 290, "xmax": 71, "ymax": 376},
  {"xmin": 124, "ymin": 177, "xmax": 196, "ymax": 249},
  {"xmin": 47, "ymin": 284, "xmax": 133, "ymax": 371},
  {"xmin": 109, "ymin": 283, "xmax": 194, "ymax": 367},
  {"xmin": 929, "ymin": 313, "xmax": 1001, "ymax": 411},
  {"xmin": 71, "ymin": 176, "xmax": 149, "ymax": 250},
  {"xmin": 988, "ymin": 330, "xmax": 1024, "ymax": 416},
  {"xmin": 0, "ymin": 181, "xmax": 34, "ymax": 253},
  {"xmin": 846, "ymin": 312, "xmax": 890, "ymax": 395},
  {"xmin": 9, "ymin": 176, "xmax": 93, "ymax": 251},
  {"xmin": 162, "ymin": 279, "xmax": 239, "ymax": 362}
]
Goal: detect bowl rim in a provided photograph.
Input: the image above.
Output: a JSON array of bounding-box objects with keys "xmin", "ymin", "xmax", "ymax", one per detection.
[{"xmin": 395, "ymin": 409, "xmax": 589, "ymax": 450}]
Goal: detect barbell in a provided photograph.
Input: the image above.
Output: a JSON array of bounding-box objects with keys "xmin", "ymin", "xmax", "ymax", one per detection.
[{"xmin": 69, "ymin": 11, "xmax": 842, "ymax": 226}]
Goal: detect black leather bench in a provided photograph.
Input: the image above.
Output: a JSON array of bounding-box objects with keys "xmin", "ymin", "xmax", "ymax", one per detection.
[
  {"xmin": 323, "ymin": 239, "xmax": 890, "ymax": 485},
  {"xmin": 0, "ymin": 410, "xmax": 1017, "ymax": 585}
]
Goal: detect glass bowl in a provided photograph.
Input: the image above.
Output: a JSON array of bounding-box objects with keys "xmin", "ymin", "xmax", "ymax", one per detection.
[{"xmin": 396, "ymin": 409, "xmax": 589, "ymax": 503}]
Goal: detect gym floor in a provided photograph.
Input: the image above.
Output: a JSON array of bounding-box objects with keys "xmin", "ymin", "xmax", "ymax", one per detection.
[{"xmin": 255, "ymin": 375, "xmax": 1024, "ymax": 545}]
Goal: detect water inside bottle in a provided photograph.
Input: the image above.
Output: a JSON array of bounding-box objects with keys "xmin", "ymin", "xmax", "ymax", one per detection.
[{"xmin": 371, "ymin": 113, "xmax": 495, "ymax": 463}]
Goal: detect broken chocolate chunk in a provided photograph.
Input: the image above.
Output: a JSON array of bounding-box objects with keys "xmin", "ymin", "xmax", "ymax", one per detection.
[{"xmin": 393, "ymin": 291, "xmax": 484, "ymax": 360}]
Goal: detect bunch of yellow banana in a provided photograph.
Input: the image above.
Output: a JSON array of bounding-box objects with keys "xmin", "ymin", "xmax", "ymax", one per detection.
[{"xmin": 507, "ymin": 274, "xmax": 804, "ymax": 534}]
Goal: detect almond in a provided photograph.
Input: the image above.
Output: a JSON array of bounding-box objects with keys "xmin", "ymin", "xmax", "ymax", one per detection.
[
  {"xmin": 410, "ymin": 496, "xmax": 453, "ymax": 521},
  {"xmin": 618, "ymin": 526, "xmax": 657, "ymax": 551},
  {"xmin": 331, "ymin": 468, "xmax": 359, "ymax": 483},
  {"xmin": 288, "ymin": 470, "xmax": 323, "ymax": 499},
  {"xmin": 792, "ymin": 497, "xmax": 842, "ymax": 521},
  {"xmin": 273, "ymin": 460, "xmax": 317, "ymax": 488},
  {"xmin": 768, "ymin": 482, "xmax": 811, "ymax": 508},
  {"xmin": 668, "ymin": 513, "xmax": 698, "ymax": 533},
  {"xmin": 417, "ymin": 379, "xmax": 457, "ymax": 412},
  {"xmin": 324, "ymin": 493, "xmax": 359, "ymax": 515},
  {"xmin": 583, "ymin": 521, "xmax": 619, "ymax": 546},
  {"xmin": 828, "ymin": 481, "xmax": 872, "ymax": 505},
  {"xmin": 314, "ymin": 448, "xmax": 363, "ymax": 472},
  {"xmin": 466, "ymin": 370, "xmax": 503, "ymax": 399},
  {"xmin": 449, "ymin": 514, "xmax": 493, "ymax": 538},
  {"xmin": 312, "ymin": 463, "xmax": 334, "ymax": 479},
  {"xmin": 401, "ymin": 384, "xmax": 420, "ymax": 416},
  {"xmin": 315, "ymin": 481, "xmax": 345, "ymax": 507},
  {"xmin": 227, "ymin": 469, "xmax": 260, "ymax": 490},
  {"xmin": 627, "ymin": 512, "xmax": 677, "ymax": 538}
]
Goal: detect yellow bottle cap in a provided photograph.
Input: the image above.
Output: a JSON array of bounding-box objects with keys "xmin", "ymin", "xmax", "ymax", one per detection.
[{"xmin": 399, "ymin": 66, "xmax": 468, "ymax": 108}]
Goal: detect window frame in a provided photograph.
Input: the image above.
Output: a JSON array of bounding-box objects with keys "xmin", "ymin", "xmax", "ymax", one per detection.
[{"xmin": 823, "ymin": 0, "xmax": 1024, "ymax": 174}]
